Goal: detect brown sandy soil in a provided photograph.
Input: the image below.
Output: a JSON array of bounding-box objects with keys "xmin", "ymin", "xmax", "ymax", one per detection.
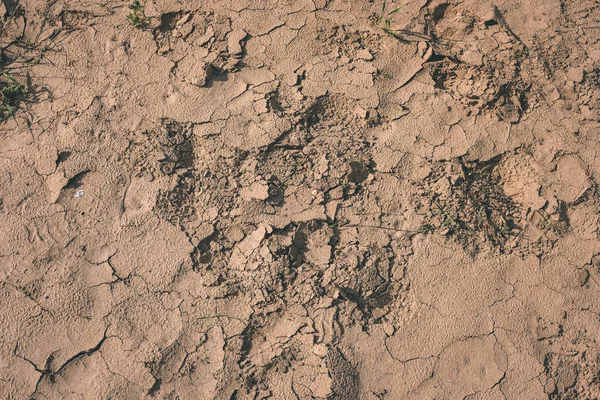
[{"xmin": 1, "ymin": 0, "xmax": 600, "ymax": 398}]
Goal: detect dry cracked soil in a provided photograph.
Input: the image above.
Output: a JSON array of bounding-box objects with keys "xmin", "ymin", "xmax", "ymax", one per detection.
[{"xmin": 1, "ymin": 0, "xmax": 600, "ymax": 399}]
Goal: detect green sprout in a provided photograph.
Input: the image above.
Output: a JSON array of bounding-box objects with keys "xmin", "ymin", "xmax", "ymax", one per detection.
[
  {"xmin": 378, "ymin": 0, "xmax": 402, "ymax": 38},
  {"xmin": 0, "ymin": 73, "xmax": 26, "ymax": 119},
  {"xmin": 127, "ymin": 0, "xmax": 146, "ymax": 28}
]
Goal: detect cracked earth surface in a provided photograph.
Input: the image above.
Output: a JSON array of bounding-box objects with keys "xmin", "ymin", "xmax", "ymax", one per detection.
[{"xmin": 1, "ymin": 0, "xmax": 600, "ymax": 398}]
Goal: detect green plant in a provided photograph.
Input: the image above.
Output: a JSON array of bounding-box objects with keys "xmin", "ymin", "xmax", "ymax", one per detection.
[
  {"xmin": 378, "ymin": 0, "xmax": 402, "ymax": 38},
  {"xmin": 511, "ymin": 49, "xmax": 524, "ymax": 61},
  {"xmin": 127, "ymin": 0, "xmax": 146, "ymax": 28},
  {"xmin": 432, "ymin": 199, "xmax": 461, "ymax": 232},
  {"xmin": 419, "ymin": 159, "xmax": 524, "ymax": 254},
  {"xmin": 376, "ymin": 1, "xmax": 433, "ymax": 43},
  {"xmin": 419, "ymin": 223, "xmax": 436, "ymax": 234},
  {"xmin": 129, "ymin": 0, "xmax": 143, "ymax": 12},
  {"xmin": 0, "ymin": 73, "xmax": 26, "ymax": 119}
]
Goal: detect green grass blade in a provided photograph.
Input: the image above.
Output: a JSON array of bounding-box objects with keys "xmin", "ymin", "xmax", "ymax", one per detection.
[{"xmin": 388, "ymin": 6, "xmax": 402, "ymax": 15}]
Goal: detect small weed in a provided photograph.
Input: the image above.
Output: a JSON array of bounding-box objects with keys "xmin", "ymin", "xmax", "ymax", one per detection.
[
  {"xmin": 127, "ymin": 0, "xmax": 146, "ymax": 28},
  {"xmin": 129, "ymin": 0, "xmax": 143, "ymax": 12},
  {"xmin": 511, "ymin": 49, "xmax": 524, "ymax": 61},
  {"xmin": 419, "ymin": 223, "xmax": 436, "ymax": 234},
  {"xmin": 0, "ymin": 73, "xmax": 26, "ymax": 119},
  {"xmin": 418, "ymin": 158, "xmax": 523, "ymax": 254},
  {"xmin": 378, "ymin": 0, "xmax": 402, "ymax": 38},
  {"xmin": 275, "ymin": 157, "xmax": 307, "ymax": 191},
  {"xmin": 376, "ymin": 1, "xmax": 432, "ymax": 43},
  {"xmin": 328, "ymin": 217, "xmax": 349, "ymax": 229},
  {"xmin": 433, "ymin": 200, "xmax": 461, "ymax": 232}
]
